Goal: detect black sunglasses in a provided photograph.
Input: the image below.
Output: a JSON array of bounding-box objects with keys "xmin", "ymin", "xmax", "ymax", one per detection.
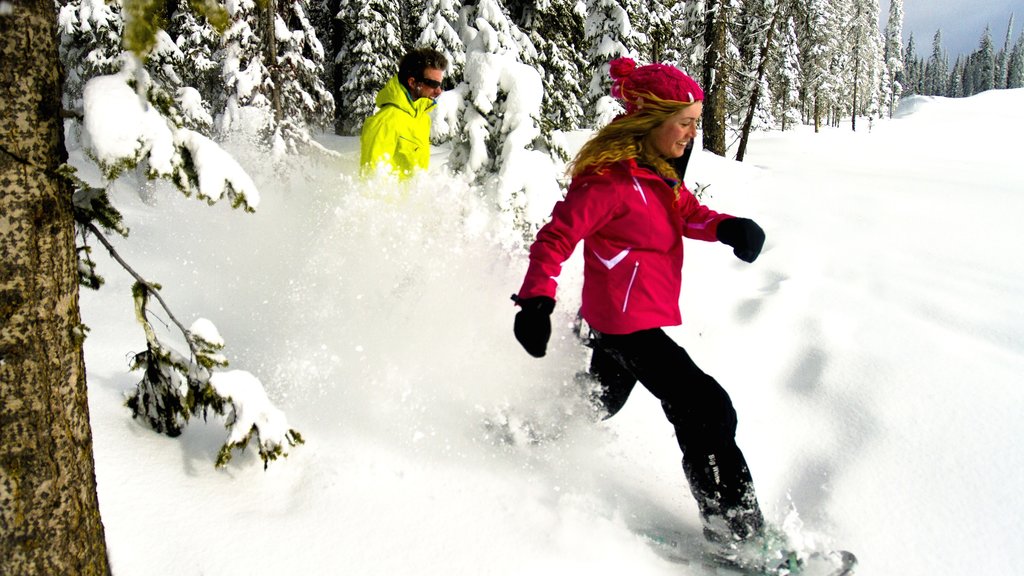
[{"xmin": 417, "ymin": 77, "xmax": 443, "ymax": 89}]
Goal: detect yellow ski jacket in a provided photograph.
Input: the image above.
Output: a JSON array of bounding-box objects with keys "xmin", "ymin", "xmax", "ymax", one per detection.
[{"xmin": 360, "ymin": 76, "xmax": 436, "ymax": 177}]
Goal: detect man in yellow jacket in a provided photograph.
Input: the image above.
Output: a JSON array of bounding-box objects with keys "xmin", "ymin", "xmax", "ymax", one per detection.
[{"xmin": 360, "ymin": 49, "xmax": 448, "ymax": 178}]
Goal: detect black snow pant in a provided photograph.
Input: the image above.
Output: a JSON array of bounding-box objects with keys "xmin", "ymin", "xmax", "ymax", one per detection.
[{"xmin": 589, "ymin": 328, "xmax": 765, "ymax": 542}]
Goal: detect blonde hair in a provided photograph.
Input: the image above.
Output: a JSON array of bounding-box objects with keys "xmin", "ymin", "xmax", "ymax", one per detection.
[{"xmin": 570, "ymin": 93, "xmax": 695, "ymax": 192}]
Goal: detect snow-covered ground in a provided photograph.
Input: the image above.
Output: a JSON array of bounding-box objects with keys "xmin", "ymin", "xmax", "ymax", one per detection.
[{"xmin": 80, "ymin": 90, "xmax": 1024, "ymax": 575}]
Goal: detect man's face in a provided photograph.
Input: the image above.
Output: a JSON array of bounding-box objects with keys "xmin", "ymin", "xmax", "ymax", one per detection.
[{"xmin": 407, "ymin": 67, "xmax": 445, "ymax": 100}]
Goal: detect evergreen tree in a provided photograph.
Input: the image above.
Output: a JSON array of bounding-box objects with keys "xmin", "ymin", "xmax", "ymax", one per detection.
[
  {"xmin": 962, "ymin": 51, "xmax": 977, "ymax": 95},
  {"xmin": 674, "ymin": 0, "xmax": 707, "ymax": 73},
  {"xmin": 448, "ymin": 0, "xmax": 557, "ymax": 240},
  {"xmin": 525, "ymin": 0, "xmax": 588, "ymax": 132},
  {"xmin": 735, "ymin": 0, "xmax": 783, "ymax": 160},
  {"xmin": 170, "ymin": 5, "xmax": 222, "ymax": 131},
  {"xmin": 417, "ymin": 0, "xmax": 466, "ymax": 81},
  {"xmin": 583, "ymin": 0, "xmax": 638, "ymax": 126},
  {"xmin": 847, "ymin": 0, "xmax": 882, "ymax": 130},
  {"xmin": 57, "ymin": 0, "xmax": 126, "ymax": 112},
  {"xmin": 775, "ymin": 12, "xmax": 802, "ymax": 130},
  {"xmin": 213, "ymin": 0, "xmax": 271, "ymax": 134},
  {"xmin": 333, "ymin": 0, "xmax": 403, "ymax": 135},
  {"xmin": 1, "ymin": 0, "xmax": 111, "ymax": 570},
  {"xmin": 948, "ymin": 56, "xmax": 964, "ymax": 97},
  {"xmin": 1008, "ymin": 31, "xmax": 1024, "ymax": 89},
  {"xmin": 925, "ymin": 30, "xmax": 947, "ymax": 96},
  {"xmin": 798, "ymin": 0, "xmax": 840, "ymax": 132},
  {"xmin": 265, "ymin": 0, "xmax": 335, "ymax": 156},
  {"xmin": 883, "ymin": 0, "xmax": 903, "ymax": 116},
  {"xmin": 305, "ymin": 0, "xmax": 337, "ymax": 99},
  {"xmin": 995, "ymin": 14, "xmax": 1015, "ymax": 89},
  {"xmin": 53, "ymin": 0, "xmax": 304, "ymax": 467},
  {"xmin": 975, "ymin": 26, "xmax": 996, "ymax": 93},
  {"xmin": 902, "ymin": 32, "xmax": 920, "ymax": 96}
]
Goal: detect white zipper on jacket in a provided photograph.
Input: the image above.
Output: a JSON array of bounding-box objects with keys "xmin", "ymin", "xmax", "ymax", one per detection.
[{"xmin": 622, "ymin": 261, "xmax": 640, "ymax": 313}]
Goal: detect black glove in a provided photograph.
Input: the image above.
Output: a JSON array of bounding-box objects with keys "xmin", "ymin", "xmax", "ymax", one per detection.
[
  {"xmin": 511, "ymin": 295, "xmax": 555, "ymax": 358},
  {"xmin": 716, "ymin": 217, "xmax": 765, "ymax": 263}
]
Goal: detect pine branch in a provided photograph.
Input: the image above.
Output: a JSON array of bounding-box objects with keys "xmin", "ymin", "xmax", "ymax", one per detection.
[{"xmin": 82, "ymin": 220, "xmax": 200, "ymax": 361}]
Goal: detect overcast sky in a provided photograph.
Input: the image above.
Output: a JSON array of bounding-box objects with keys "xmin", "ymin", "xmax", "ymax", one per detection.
[{"xmin": 879, "ymin": 0, "xmax": 1024, "ymax": 59}]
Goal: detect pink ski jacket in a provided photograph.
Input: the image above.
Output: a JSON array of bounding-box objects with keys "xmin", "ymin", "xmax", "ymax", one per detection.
[{"xmin": 517, "ymin": 159, "xmax": 732, "ymax": 335}]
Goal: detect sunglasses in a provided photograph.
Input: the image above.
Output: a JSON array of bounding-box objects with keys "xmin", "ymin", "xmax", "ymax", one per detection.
[{"xmin": 417, "ymin": 77, "xmax": 443, "ymax": 89}]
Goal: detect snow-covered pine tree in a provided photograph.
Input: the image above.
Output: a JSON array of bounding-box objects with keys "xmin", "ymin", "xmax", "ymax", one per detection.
[
  {"xmin": 583, "ymin": 0, "xmax": 639, "ymax": 126},
  {"xmin": 417, "ymin": 0, "xmax": 466, "ymax": 82},
  {"xmin": 804, "ymin": 0, "xmax": 850, "ymax": 130},
  {"xmin": 734, "ymin": 0, "xmax": 783, "ymax": 161},
  {"xmin": 264, "ymin": 0, "xmax": 335, "ymax": 157},
  {"xmin": 961, "ymin": 51, "xmax": 977, "ymax": 96},
  {"xmin": 213, "ymin": 0, "xmax": 271, "ymax": 135},
  {"xmin": 58, "ymin": 1, "xmax": 303, "ymax": 468},
  {"xmin": 847, "ymin": 0, "xmax": 883, "ymax": 129},
  {"xmin": 925, "ymin": 30, "xmax": 948, "ymax": 96},
  {"xmin": 447, "ymin": 0, "xmax": 560, "ymax": 243},
  {"xmin": 975, "ymin": 26, "xmax": 996, "ymax": 93},
  {"xmin": 883, "ymin": 0, "xmax": 903, "ymax": 117},
  {"xmin": 333, "ymin": 0, "xmax": 402, "ymax": 135},
  {"xmin": 902, "ymin": 32, "xmax": 921, "ymax": 96},
  {"xmin": 673, "ymin": 0, "xmax": 707, "ymax": 74},
  {"xmin": 169, "ymin": 5, "xmax": 223, "ymax": 131},
  {"xmin": 57, "ymin": 0, "xmax": 125, "ymax": 112},
  {"xmin": 948, "ymin": 56, "xmax": 965, "ymax": 97},
  {"xmin": 774, "ymin": 12, "xmax": 802, "ymax": 130},
  {"xmin": 519, "ymin": 0, "xmax": 588, "ymax": 133},
  {"xmin": 646, "ymin": 0, "xmax": 678, "ymax": 63},
  {"xmin": 305, "ymin": 0, "xmax": 337, "ymax": 96},
  {"xmin": 1007, "ymin": 32, "xmax": 1024, "ymax": 89},
  {"xmin": 994, "ymin": 15, "xmax": 1014, "ymax": 89}
]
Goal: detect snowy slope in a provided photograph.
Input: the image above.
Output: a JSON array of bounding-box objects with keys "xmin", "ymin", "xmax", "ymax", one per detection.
[{"xmin": 80, "ymin": 90, "xmax": 1024, "ymax": 575}]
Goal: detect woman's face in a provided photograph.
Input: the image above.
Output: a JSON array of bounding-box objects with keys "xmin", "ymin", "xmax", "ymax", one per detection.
[{"xmin": 645, "ymin": 102, "xmax": 703, "ymax": 158}]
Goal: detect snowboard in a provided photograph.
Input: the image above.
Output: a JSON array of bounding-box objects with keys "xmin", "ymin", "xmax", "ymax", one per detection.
[{"xmin": 638, "ymin": 525, "xmax": 857, "ymax": 576}]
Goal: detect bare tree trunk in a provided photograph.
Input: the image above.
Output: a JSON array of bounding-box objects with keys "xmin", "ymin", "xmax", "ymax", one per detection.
[
  {"xmin": 852, "ymin": 37, "xmax": 860, "ymax": 131},
  {"xmin": 813, "ymin": 91, "xmax": 821, "ymax": 133},
  {"xmin": 702, "ymin": 0, "xmax": 728, "ymax": 156},
  {"xmin": 0, "ymin": 1, "xmax": 111, "ymax": 573},
  {"xmin": 736, "ymin": 8, "xmax": 780, "ymax": 162}
]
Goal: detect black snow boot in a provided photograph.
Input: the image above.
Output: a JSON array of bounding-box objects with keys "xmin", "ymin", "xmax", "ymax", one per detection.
[{"xmin": 682, "ymin": 446, "xmax": 766, "ymax": 544}]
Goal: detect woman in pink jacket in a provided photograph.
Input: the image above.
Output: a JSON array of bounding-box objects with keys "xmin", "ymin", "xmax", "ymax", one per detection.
[{"xmin": 513, "ymin": 58, "xmax": 768, "ymax": 545}]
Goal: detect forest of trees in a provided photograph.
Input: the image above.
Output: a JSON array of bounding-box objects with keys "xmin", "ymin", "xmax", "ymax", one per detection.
[
  {"xmin": 55, "ymin": 0, "xmax": 1023, "ymax": 164},
  {"xmin": 900, "ymin": 15, "xmax": 1024, "ymax": 99}
]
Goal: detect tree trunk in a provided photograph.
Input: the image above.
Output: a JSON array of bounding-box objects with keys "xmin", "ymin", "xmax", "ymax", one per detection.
[
  {"xmin": 265, "ymin": 0, "xmax": 282, "ymax": 123},
  {"xmin": 0, "ymin": 1, "xmax": 111, "ymax": 573},
  {"xmin": 701, "ymin": 0, "xmax": 728, "ymax": 156},
  {"xmin": 736, "ymin": 8, "xmax": 780, "ymax": 162}
]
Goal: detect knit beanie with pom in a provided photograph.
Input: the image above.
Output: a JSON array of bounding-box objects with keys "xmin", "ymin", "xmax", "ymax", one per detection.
[{"xmin": 609, "ymin": 57, "xmax": 704, "ymax": 114}]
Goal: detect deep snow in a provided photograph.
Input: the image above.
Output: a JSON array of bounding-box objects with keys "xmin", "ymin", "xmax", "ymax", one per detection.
[{"xmin": 79, "ymin": 90, "xmax": 1024, "ymax": 575}]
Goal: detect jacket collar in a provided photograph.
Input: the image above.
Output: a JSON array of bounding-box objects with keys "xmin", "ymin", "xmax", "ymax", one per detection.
[{"xmin": 376, "ymin": 75, "xmax": 436, "ymax": 115}]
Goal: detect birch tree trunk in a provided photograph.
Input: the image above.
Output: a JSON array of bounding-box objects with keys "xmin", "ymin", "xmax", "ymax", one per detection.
[{"xmin": 0, "ymin": 0, "xmax": 111, "ymax": 573}]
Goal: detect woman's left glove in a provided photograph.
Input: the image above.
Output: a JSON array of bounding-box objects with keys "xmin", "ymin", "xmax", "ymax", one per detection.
[
  {"xmin": 716, "ymin": 217, "xmax": 765, "ymax": 263},
  {"xmin": 511, "ymin": 295, "xmax": 555, "ymax": 358}
]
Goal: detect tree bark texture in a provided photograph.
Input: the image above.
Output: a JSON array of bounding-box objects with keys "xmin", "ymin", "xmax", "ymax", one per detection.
[
  {"xmin": 0, "ymin": 1, "xmax": 111, "ymax": 574},
  {"xmin": 701, "ymin": 0, "xmax": 728, "ymax": 156}
]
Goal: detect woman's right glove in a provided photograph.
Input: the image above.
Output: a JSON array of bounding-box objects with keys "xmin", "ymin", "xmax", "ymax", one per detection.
[
  {"xmin": 511, "ymin": 295, "xmax": 555, "ymax": 358},
  {"xmin": 716, "ymin": 217, "xmax": 765, "ymax": 263}
]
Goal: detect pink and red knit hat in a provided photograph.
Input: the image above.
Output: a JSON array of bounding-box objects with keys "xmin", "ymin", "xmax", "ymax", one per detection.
[{"xmin": 609, "ymin": 57, "xmax": 704, "ymax": 114}]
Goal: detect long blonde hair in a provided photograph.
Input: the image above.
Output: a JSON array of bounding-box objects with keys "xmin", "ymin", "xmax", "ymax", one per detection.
[{"xmin": 570, "ymin": 93, "xmax": 695, "ymax": 189}]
